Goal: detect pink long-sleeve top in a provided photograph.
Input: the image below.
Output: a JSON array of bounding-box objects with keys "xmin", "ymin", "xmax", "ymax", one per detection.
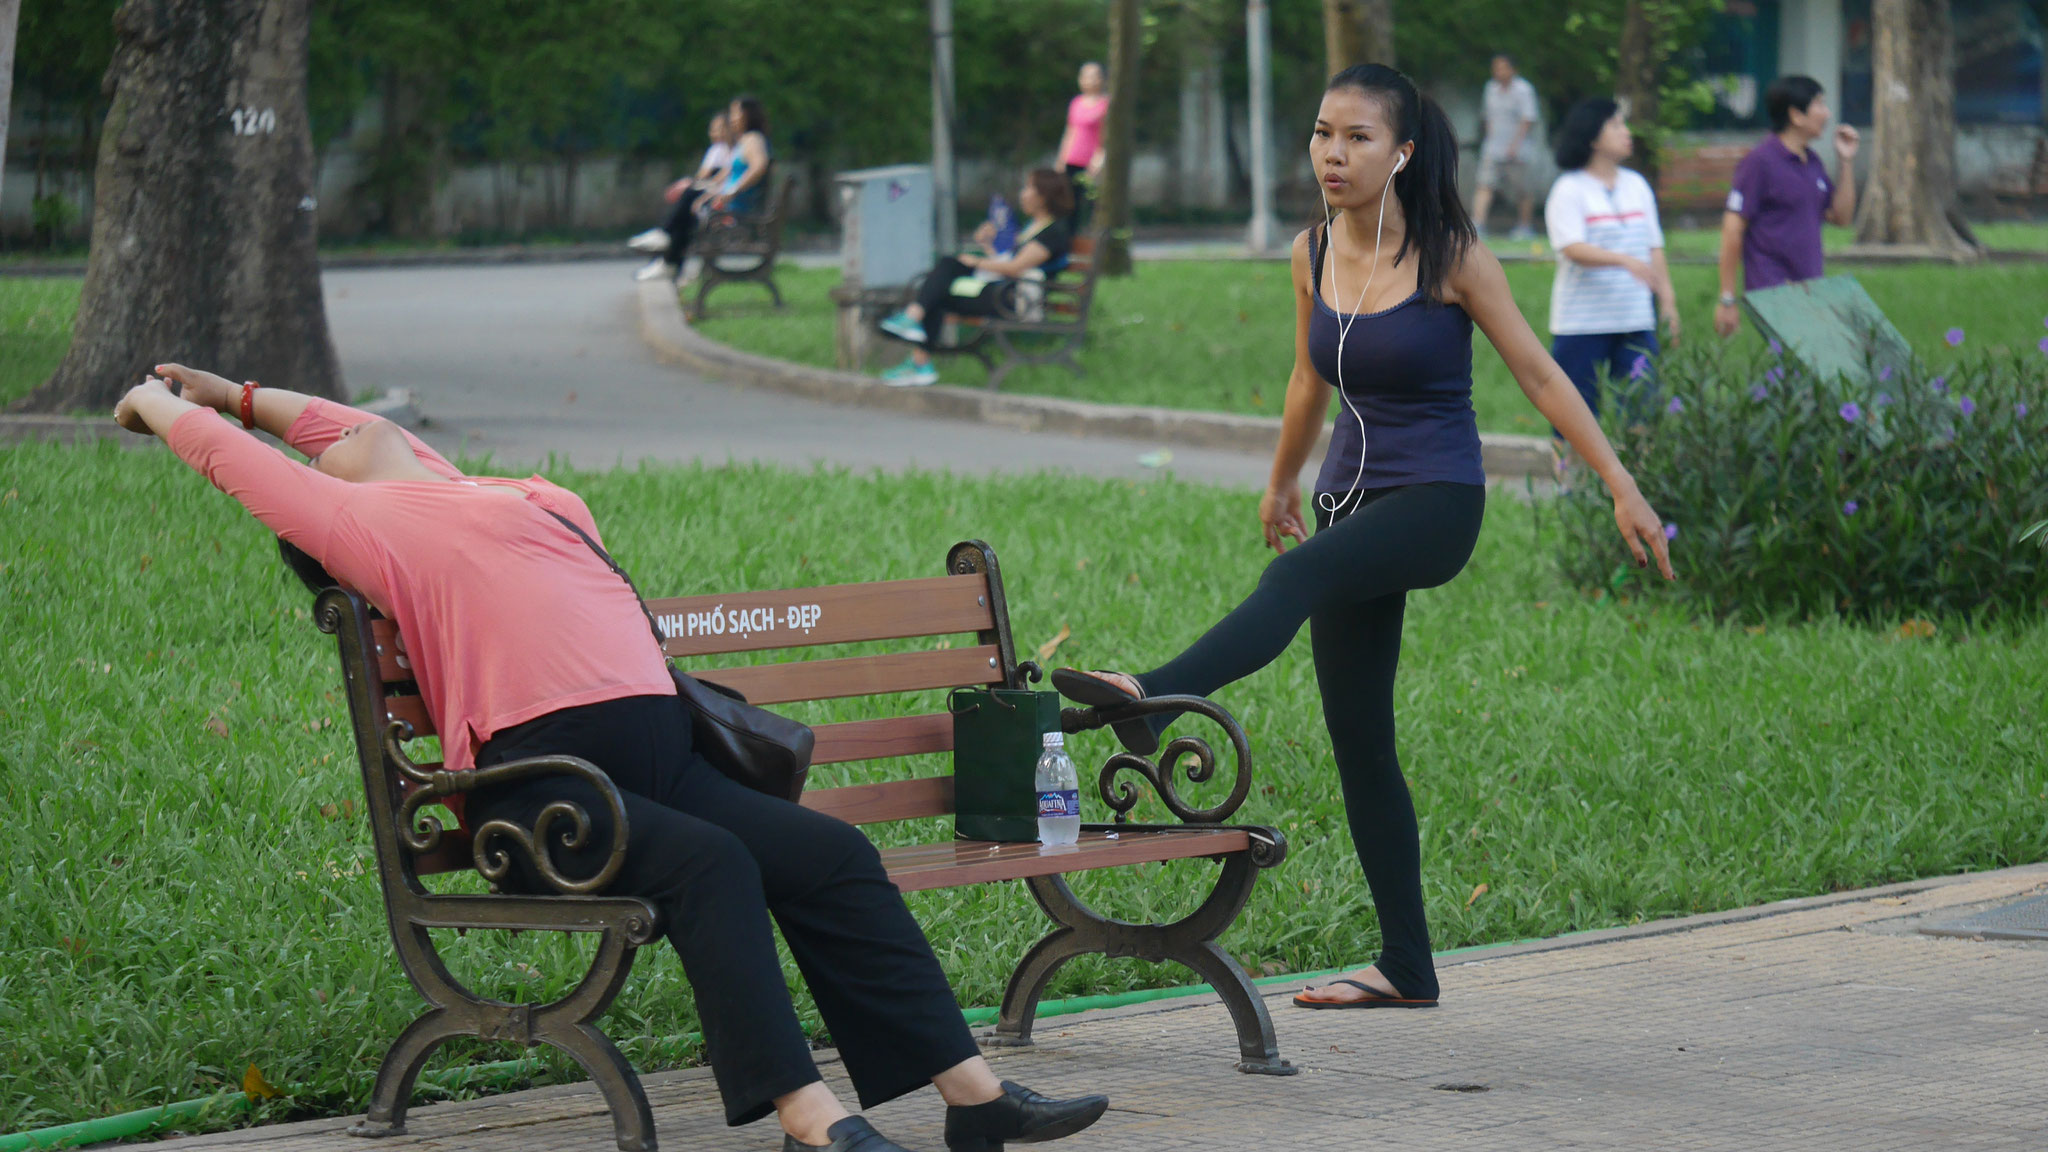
[{"xmin": 165, "ymin": 399, "xmax": 675, "ymax": 777}]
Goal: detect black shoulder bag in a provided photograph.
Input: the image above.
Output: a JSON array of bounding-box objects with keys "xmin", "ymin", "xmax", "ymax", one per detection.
[{"xmin": 544, "ymin": 510, "xmax": 813, "ymax": 802}]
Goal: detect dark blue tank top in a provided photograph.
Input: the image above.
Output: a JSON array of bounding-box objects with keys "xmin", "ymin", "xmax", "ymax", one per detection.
[{"xmin": 1308, "ymin": 225, "xmax": 1485, "ymax": 494}]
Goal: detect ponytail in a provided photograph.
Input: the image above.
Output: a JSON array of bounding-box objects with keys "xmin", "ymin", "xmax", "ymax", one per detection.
[{"xmin": 1325, "ymin": 64, "xmax": 1476, "ymax": 304}]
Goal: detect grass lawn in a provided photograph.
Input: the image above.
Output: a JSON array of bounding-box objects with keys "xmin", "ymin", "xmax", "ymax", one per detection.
[
  {"xmin": 0, "ymin": 277, "xmax": 81, "ymax": 410},
  {"xmin": 4, "ymin": 442, "xmax": 2045, "ymax": 1133},
  {"xmin": 697, "ymin": 255, "xmax": 2048, "ymax": 435}
]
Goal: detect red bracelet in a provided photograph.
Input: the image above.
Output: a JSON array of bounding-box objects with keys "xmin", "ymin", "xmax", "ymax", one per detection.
[{"xmin": 239, "ymin": 381, "xmax": 259, "ymax": 430}]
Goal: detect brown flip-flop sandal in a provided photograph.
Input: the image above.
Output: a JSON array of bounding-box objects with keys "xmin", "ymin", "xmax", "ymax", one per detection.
[
  {"xmin": 1292, "ymin": 978, "xmax": 1439, "ymax": 1010},
  {"xmin": 1049, "ymin": 668, "xmax": 1160, "ymax": 756}
]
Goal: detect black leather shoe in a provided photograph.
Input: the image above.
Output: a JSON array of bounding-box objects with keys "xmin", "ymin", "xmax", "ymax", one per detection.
[
  {"xmin": 944, "ymin": 1080, "xmax": 1110, "ymax": 1151},
  {"xmin": 783, "ymin": 1116, "xmax": 914, "ymax": 1152}
]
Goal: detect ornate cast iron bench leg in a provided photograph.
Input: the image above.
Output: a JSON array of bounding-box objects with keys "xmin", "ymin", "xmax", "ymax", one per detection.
[
  {"xmin": 989, "ymin": 853, "xmax": 1295, "ymax": 1075},
  {"xmin": 350, "ymin": 921, "xmax": 658, "ymax": 1151}
]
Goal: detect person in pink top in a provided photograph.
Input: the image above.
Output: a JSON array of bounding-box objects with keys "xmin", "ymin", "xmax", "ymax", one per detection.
[
  {"xmin": 113, "ymin": 367, "xmax": 1110, "ymax": 1152},
  {"xmin": 1055, "ymin": 61, "xmax": 1107, "ymax": 229}
]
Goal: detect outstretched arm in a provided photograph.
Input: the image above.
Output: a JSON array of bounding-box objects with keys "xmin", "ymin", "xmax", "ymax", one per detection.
[
  {"xmin": 153, "ymin": 363, "xmax": 460, "ymax": 478},
  {"xmin": 1451, "ymin": 246, "xmax": 1674, "ymax": 579}
]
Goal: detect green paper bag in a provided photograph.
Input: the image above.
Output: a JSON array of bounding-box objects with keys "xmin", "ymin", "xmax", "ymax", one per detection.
[{"xmin": 949, "ymin": 687, "xmax": 1062, "ymax": 842}]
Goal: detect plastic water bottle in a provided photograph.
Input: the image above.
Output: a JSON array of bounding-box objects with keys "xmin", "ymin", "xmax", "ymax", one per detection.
[
  {"xmin": 990, "ymin": 194, "xmax": 1018, "ymax": 257},
  {"xmin": 1035, "ymin": 731, "xmax": 1081, "ymax": 846}
]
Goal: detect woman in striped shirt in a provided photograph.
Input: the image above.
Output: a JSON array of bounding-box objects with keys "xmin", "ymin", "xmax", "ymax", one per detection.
[{"xmin": 1543, "ymin": 99, "xmax": 1679, "ymax": 428}]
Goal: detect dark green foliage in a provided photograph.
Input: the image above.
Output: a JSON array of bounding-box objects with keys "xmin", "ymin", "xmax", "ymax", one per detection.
[{"xmin": 1555, "ymin": 338, "xmax": 2048, "ymax": 620}]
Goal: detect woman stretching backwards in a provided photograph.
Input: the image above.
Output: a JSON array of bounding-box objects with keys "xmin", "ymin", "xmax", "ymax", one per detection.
[
  {"xmin": 113, "ymin": 367, "xmax": 1108, "ymax": 1152},
  {"xmin": 1052, "ymin": 65, "xmax": 1673, "ymax": 1011}
]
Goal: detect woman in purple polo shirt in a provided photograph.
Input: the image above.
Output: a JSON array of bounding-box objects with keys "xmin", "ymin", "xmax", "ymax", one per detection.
[{"xmin": 1713, "ymin": 76, "xmax": 1860, "ymax": 338}]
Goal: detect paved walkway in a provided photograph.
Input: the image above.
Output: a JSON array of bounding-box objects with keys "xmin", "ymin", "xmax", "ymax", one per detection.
[
  {"xmin": 324, "ymin": 260, "xmax": 1278, "ymax": 488},
  {"xmin": 151, "ymin": 864, "xmax": 2048, "ymax": 1151}
]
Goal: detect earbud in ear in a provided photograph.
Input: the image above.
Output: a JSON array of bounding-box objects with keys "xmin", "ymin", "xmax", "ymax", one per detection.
[{"xmin": 1393, "ymin": 152, "xmax": 1408, "ymax": 174}]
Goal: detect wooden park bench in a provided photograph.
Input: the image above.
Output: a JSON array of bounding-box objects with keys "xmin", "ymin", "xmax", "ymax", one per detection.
[
  {"xmin": 317, "ymin": 539, "xmax": 1292, "ymax": 1152},
  {"xmin": 923, "ymin": 234, "xmax": 1104, "ymax": 391},
  {"xmin": 685, "ymin": 172, "xmax": 794, "ymax": 321}
]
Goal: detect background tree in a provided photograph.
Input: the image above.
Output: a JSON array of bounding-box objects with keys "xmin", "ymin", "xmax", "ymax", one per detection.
[
  {"xmin": 1323, "ymin": 0, "xmax": 1394, "ymax": 75},
  {"xmin": 1, "ymin": 0, "xmax": 19, "ymax": 211},
  {"xmin": 22, "ymin": 0, "xmax": 342, "ymax": 411},
  {"xmin": 1097, "ymin": 0, "xmax": 1143, "ymax": 275},
  {"xmin": 1856, "ymin": 0, "xmax": 1980, "ymax": 257}
]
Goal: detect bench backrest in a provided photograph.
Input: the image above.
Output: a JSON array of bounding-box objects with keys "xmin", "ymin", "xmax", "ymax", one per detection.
[
  {"xmin": 644, "ymin": 539, "xmax": 1024, "ymax": 825},
  {"xmin": 330, "ymin": 541, "xmax": 1025, "ymax": 882},
  {"xmin": 1047, "ymin": 233, "xmax": 1100, "ymax": 326}
]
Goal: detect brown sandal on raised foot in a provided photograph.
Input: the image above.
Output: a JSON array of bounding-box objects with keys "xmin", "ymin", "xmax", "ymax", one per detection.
[
  {"xmin": 1049, "ymin": 668, "xmax": 1160, "ymax": 756},
  {"xmin": 1291, "ymin": 978, "xmax": 1439, "ymax": 1010}
]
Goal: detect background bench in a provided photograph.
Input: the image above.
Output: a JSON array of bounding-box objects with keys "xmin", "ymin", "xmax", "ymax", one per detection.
[
  {"xmin": 920, "ymin": 235, "xmax": 1103, "ymax": 391},
  {"xmin": 686, "ymin": 172, "xmax": 794, "ymax": 321},
  {"xmin": 318, "ymin": 538, "xmax": 1291, "ymax": 1152}
]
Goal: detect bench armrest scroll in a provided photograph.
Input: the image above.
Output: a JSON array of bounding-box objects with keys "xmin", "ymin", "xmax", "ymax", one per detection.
[
  {"xmin": 409, "ymin": 750, "xmax": 632, "ymax": 896},
  {"xmin": 1064, "ymin": 694, "xmax": 1254, "ymax": 825}
]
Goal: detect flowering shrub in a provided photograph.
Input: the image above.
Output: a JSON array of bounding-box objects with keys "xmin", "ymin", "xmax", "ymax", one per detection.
[{"xmin": 1554, "ymin": 328, "xmax": 2048, "ymax": 620}]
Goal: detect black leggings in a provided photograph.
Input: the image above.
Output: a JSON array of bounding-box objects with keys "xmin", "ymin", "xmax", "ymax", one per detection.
[
  {"xmin": 659, "ymin": 188, "xmax": 707, "ymax": 268},
  {"xmin": 470, "ymin": 694, "xmax": 980, "ymax": 1127},
  {"xmin": 1137, "ymin": 481, "xmax": 1486, "ymax": 1000},
  {"xmin": 913, "ymin": 257, "xmax": 1005, "ymax": 351}
]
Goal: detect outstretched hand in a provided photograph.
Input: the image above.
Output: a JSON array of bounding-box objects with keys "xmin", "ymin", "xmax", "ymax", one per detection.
[
  {"xmin": 1260, "ymin": 483, "xmax": 1308, "ymax": 554},
  {"xmin": 113, "ymin": 376, "xmax": 172, "ymax": 435},
  {"xmin": 152, "ymin": 363, "xmax": 237, "ymax": 411},
  {"xmin": 1613, "ymin": 484, "xmax": 1675, "ymax": 580}
]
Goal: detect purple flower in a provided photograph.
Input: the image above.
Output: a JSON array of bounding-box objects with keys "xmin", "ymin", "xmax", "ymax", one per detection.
[
  {"xmin": 1663, "ymin": 523, "xmax": 1678, "ymax": 541},
  {"xmin": 1666, "ymin": 397, "xmax": 1684, "ymax": 414},
  {"xmin": 1768, "ymin": 339, "xmax": 1783, "ymax": 357},
  {"xmin": 1875, "ymin": 392, "xmax": 1893, "ymax": 407},
  {"xmin": 1959, "ymin": 396, "xmax": 1976, "ymax": 416},
  {"xmin": 1931, "ymin": 376, "xmax": 1948, "ymax": 393},
  {"xmin": 1945, "ymin": 328, "xmax": 1965, "ymax": 347},
  {"xmin": 1630, "ymin": 355, "xmax": 1650, "ymax": 380},
  {"xmin": 1878, "ymin": 364, "xmax": 1893, "ymax": 382},
  {"xmin": 1843, "ymin": 501, "xmax": 1859, "ymax": 515},
  {"xmin": 1750, "ymin": 384, "xmax": 1769, "ymax": 402},
  {"xmin": 1839, "ymin": 402, "xmax": 1863, "ymax": 422},
  {"xmin": 2019, "ymin": 402, "xmax": 2030, "ymax": 418},
  {"xmin": 2038, "ymin": 335, "xmax": 2048, "ymax": 356},
  {"xmin": 1766, "ymin": 366, "xmax": 1786, "ymax": 385}
]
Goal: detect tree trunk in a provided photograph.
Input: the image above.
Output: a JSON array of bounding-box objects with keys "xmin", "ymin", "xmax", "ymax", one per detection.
[
  {"xmin": 1322, "ymin": 0, "xmax": 1394, "ymax": 77},
  {"xmin": 1856, "ymin": 0, "xmax": 1979, "ymax": 256},
  {"xmin": 0, "ymin": 0, "xmax": 19, "ymax": 212},
  {"xmin": 23, "ymin": 0, "xmax": 341, "ymax": 412},
  {"xmin": 1615, "ymin": 0, "xmax": 1663, "ymax": 188},
  {"xmin": 1097, "ymin": 0, "xmax": 1143, "ymax": 276}
]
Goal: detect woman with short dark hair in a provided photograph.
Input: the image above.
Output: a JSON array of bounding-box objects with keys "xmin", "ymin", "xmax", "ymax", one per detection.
[
  {"xmin": 1050, "ymin": 64, "xmax": 1672, "ymax": 1013},
  {"xmin": 1542, "ymin": 97, "xmax": 1678, "ymax": 425},
  {"xmin": 875, "ymin": 168, "xmax": 1076, "ymax": 387},
  {"xmin": 111, "ymin": 365, "xmax": 1110, "ymax": 1152}
]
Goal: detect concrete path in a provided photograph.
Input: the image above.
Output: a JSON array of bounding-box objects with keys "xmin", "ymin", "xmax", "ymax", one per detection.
[
  {"xmin": 324, "ymin": 260, "xmax": 1278, "ymax": 488},
  {"xmin": 148, "ymin": 864, "xmax": 2048, "ymax": 1151}
]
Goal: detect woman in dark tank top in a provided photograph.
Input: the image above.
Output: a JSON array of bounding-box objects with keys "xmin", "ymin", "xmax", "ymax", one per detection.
[{"xmin": 1051, "ymin": 65, "xmax": 1674, "ymax": 1010}]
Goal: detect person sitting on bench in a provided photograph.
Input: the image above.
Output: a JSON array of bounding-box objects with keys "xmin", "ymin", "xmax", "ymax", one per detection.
[
  {"xmin": 112, "ymin": 365, "xmax": 1111, "ymax": 1152},
  {"xmin": 875, "ymin": 168, "xmax": 1074, "ymax": 387},
  {"xmin": 629, "ymin": 111, "xmax": 734, "ymax": 284}
]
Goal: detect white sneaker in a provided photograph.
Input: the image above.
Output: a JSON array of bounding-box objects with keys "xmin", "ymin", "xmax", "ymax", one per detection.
[
  {"xmin": 627, "ymin": 228, "xmax": 670, "ymax": 254},
  {"xmin": 633, "ymin": 258, "xmax": 671, "ymax": 282}
]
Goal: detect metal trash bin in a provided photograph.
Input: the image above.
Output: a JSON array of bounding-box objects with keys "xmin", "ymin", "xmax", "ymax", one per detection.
[{"xmin": 833, "ymin": 165, "xmax": 934, "ymax": 372}]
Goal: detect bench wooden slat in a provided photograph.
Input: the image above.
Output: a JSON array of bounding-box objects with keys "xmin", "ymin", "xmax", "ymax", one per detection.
[
  {"xmin": 879, "ymin": 828, "xmax": 1251, "ymax": 893},
  {"xmin": 696, "ymin": 645, "xmax": 1003, "ymax": 705},
  {"xmin": 811, "ymin": 713, "xmax": 954, "ymax": 765},
  {"xmin": 370, "ymin": 618, "xmax": 413, "ymax": 684},
  {"xmin": 801, "ymin": 776, "xmax": 955, "ymax": 824},
  {"xmin": 648, "ymin": 574, "xmax": 995, "ymax": 658},
  {"xmin": 385, "ymin": 693, "xmax": 436, "ymax": 739}
]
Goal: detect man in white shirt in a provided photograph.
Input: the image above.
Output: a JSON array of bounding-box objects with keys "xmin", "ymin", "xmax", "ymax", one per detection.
[{"xmin": 1474, "ymin": 54, "xmax": 1540, "ymax": 241}]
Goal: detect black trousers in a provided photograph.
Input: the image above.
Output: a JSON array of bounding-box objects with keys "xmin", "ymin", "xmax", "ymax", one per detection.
[
  {"xmin": 1063, "ymin": 163, "xmax": 1092, "ymax": 233},
  {"xmin": 913, "ymin": 257, "xmax": 1005, "ymax": 351},
  {"xmin": 471, "ymin": 694, "xmax": 981, "ymax": 1127},
  {"xmin": 659, "ymin": 188, "xmax": 707, "ymax": 268},
  {"xmin": 1136, "ymin": 482, "xmax": 1486, "ymax": 1001}
]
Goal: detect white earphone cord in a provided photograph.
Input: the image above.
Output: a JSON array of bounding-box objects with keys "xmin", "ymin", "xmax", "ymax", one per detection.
[{"xmin": 1317, "ymin": 153, "xmax": 1403, "ymax": 519}]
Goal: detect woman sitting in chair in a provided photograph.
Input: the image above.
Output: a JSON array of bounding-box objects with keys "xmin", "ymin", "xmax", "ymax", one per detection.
[
  {"xmin": 112, "ymin": 366, "xmax": 1110, "ymax": 1152},
  {"xmin": 875, "ymin": 168, "xmax": 1075, "ymax": 387}
]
